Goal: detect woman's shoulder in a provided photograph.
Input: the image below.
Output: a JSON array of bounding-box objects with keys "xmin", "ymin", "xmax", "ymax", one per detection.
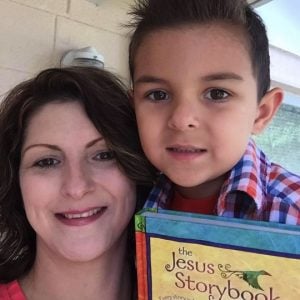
[{"xmin": 0, "ymin": 280, "xmax": 26, "ymax": 300}]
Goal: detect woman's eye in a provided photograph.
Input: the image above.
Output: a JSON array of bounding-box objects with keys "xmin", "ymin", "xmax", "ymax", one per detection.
[
  {"xmin": 146, "ymin": 90, "xmax": 169, "ymax": 101},
  {"xmin": 34, "ymin": 158, "xmax": 60, "ymax": 169},
  {"xmin": 93, "ymin": 151, "xmax": 115, "ymax": 161},
  {"xmin": 205, "ymin": 89, "xmax": 230, "ymax": 101}
]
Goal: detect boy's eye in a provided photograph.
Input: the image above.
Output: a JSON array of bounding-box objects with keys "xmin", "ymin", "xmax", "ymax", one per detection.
[
  {"xmin": 146, "ymin": 90, "xmax": 169, "ymax": 101},
  {"xmin": 34, "ymin": 158, "xmax": 60, "ymax": 169},
  {"xmin": 93, "ymin": 151, "xmax": 115, "ymax": 161},
  {"xmin": 205, "ymin": 88, "xmax": 230, "ymax": 101}
]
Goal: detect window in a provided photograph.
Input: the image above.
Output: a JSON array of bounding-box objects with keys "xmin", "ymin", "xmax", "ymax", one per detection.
[
  {"xmin": 253, "ymin": 0, "xmax": 300, "ymax": 175},
  {"xmin": 254, "ymin": 93, "xmax": 300, "ymax": 174}
]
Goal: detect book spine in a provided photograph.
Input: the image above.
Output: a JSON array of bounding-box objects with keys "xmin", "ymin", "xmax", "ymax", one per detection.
[
  {"xmin": 135, "ymin": 214, "xmax": 148, "ymax": 300},
  {"xmin": 136, "ymin": 231, "xmax": 148, "ymax": 300}
]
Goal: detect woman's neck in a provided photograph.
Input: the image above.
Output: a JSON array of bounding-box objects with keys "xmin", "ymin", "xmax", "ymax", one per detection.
[{"xmin": 20, "ymin": 235, "xmax": 132, "ymax": 300}]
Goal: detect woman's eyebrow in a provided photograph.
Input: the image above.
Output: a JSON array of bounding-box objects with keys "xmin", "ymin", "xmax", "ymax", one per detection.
[
  {"xmin": 86, "ymin": 137, "xmax": 104, "ymax": 148},
  {"xmin": 22, "ymin": 144, "xmax": 61, "ymax": 155},
  {"xmin": 22, "ymin": 137, "xmax": 104, "ymax": 155}
]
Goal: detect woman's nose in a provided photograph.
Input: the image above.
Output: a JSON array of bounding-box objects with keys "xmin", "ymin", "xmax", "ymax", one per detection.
[{"xmin": 60, "ymin": 162, "xmax": 95, "ymax": 200}]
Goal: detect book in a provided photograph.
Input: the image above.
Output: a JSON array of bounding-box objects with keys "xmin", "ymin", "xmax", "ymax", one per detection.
[{"xmin": 135, "ymin": 208, "xmax": 300, "ymax": 300}]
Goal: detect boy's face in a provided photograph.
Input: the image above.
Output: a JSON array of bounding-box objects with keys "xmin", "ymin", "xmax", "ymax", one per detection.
[{"xmin": 132, "ymin": 24, "xmax": 279, "ymax": 198}]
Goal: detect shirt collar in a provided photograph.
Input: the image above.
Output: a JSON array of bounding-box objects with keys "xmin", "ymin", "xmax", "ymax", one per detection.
[
  {"xmin": 146, "ymin": 139, "xmax": 270, "ymax": 212},
  {"xmin": 218, "ymin": 138, "xmax": 269, "ymax": 211}
]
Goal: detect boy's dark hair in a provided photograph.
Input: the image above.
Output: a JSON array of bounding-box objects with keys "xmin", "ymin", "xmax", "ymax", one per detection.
[
  {"xmin": 0, "ymin": 67, "xmax": 155, "ymax": 282},
  {"xmin": 128, "ymin": 0, "xmax": 270, "ymax": 100}
]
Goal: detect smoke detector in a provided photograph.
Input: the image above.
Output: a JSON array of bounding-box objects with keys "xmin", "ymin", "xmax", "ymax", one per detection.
[{"xmin": 61, "ymin": 46, "xmax": 104, "ymax": 69}]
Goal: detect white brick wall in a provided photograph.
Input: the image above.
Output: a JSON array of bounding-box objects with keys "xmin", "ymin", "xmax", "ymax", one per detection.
[
  {"xmin": 1, "ymin": 0, "xmax": 298, "ymax": 99},
  {"xmin": 0, "ymin": 0, "xmax": 133, "ymax": 98},
  {"xmin": 55, "ymin": 16, "xmax": 129, "ymax": 78}
]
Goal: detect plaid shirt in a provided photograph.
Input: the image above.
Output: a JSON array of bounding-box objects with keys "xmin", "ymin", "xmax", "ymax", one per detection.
[{"xmin": 144, "ymin": 139, "xmax": 300, "ymax": 225}]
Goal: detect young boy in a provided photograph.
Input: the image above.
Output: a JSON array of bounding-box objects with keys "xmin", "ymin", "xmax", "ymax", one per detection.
[{"xmin": 128, "ymin": 0, "xmax": 300, "ymax": 224}]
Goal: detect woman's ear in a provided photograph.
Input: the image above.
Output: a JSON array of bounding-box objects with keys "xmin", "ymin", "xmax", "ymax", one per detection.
[{"xmin": 252, "ymin": 87, "xmax": 283, "ymax": 135}]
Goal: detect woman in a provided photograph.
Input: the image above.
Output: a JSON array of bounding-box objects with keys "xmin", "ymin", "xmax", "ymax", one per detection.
[{"xmin": 0, "ymin": 67, "xmax": 154, "ymax": 299}]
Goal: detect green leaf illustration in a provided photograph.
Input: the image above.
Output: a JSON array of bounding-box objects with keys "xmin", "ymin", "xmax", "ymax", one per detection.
[
  {"xmin": 240, "ymin": 270, "xmax": 271, "ymax": 290},
  {"xmin": 218, "ymin": 264, "xmax": 271, "ymax": 291}
]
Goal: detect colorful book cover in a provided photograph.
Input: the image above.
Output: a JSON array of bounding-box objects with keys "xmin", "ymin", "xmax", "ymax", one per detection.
[{"xmin": 135, "ymin": 209, "xmax": 300, "ymax": 300}]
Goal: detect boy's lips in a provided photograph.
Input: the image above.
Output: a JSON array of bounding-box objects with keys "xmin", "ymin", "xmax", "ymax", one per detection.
[
  {"xmin": 166, "ymin": 145, "xmax": 206, "ymax": 153},
  {"xmin": 166, "ymin": 145, "xmax": 207, "ymax": 161}
]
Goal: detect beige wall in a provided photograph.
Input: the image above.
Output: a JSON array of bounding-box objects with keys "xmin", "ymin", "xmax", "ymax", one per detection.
[
  {"xmin": 1, "ymin": 0, "xmax": 297, "ymax": 100},
  {"xmin": 0, "ymin": 0, "xmax": 133, "ymax": 99}
]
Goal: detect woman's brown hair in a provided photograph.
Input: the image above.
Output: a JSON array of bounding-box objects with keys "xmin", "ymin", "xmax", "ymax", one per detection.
[{"xmin": 0, "ymin": 67, "xmax": 155, "ymax": 282}]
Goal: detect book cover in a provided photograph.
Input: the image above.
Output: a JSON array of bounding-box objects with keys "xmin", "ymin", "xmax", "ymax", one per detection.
[{"xmin": 135, "ymin": 209, "xmax": 300, "ymax": 300}]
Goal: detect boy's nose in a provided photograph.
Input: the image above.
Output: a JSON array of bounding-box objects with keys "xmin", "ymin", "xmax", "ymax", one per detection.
[
  {"xmin": 167, "ymin": 100, "xmax": 200, "ymax": 131},
  {"xmin": 60, "ymin": 163, "xmax": 95, "ymax": 200}
]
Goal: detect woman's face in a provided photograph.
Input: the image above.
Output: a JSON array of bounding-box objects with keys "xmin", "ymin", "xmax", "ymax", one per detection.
[{"xmin": 19, "ymin": 101, "xmax": 136, "ymax": 262}]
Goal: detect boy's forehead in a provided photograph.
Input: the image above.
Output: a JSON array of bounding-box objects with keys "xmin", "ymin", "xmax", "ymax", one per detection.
[
  {"xmin": 136, "ymin": 23, "xmax": 249, "ymax": 56},
  {"xmin": 133, "ymin": 23, "xmax": 253, "ymax": 78}
]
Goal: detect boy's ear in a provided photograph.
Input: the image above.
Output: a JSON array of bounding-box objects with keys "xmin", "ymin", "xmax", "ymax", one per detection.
[
  {"xmin": 128, "ymin": 89, "xmax": 134, "ymax": 108},
  {"xmin": 252, "ymin": 87, "xmax": 283, "ymax": 135}
]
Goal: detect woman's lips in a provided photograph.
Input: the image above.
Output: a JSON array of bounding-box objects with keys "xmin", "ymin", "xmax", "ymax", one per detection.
[
  {"xmin": 62, "ymin": 207, "xmax": 102, "ymax": 219},
  {"xmin": 55, "ymin": 207, "xmax": 107, "ymax": 226}
]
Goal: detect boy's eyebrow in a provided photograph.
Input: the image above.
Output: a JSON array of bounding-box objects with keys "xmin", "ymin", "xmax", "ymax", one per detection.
[
  {"xmin": 134, "ymin": 72, "xmax": 243, "ymax": 85},
  {"xmin": 134, "ymin": 75, "xmax": 168, "ymax": 85},
  {"xmin": 201, "ymin": 72, "xmax": 243, "ymax": 81}
]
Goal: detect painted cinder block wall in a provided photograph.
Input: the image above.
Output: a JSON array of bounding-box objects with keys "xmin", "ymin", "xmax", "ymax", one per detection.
[{"xmin": 0, "ymin": 0, "xmax": 133, "ymax": 99}]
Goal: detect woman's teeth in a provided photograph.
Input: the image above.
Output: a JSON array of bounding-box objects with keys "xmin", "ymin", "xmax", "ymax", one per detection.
[{"xmin": 63, "ymin": 208, "xmax": 103, "ymax": 219}]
